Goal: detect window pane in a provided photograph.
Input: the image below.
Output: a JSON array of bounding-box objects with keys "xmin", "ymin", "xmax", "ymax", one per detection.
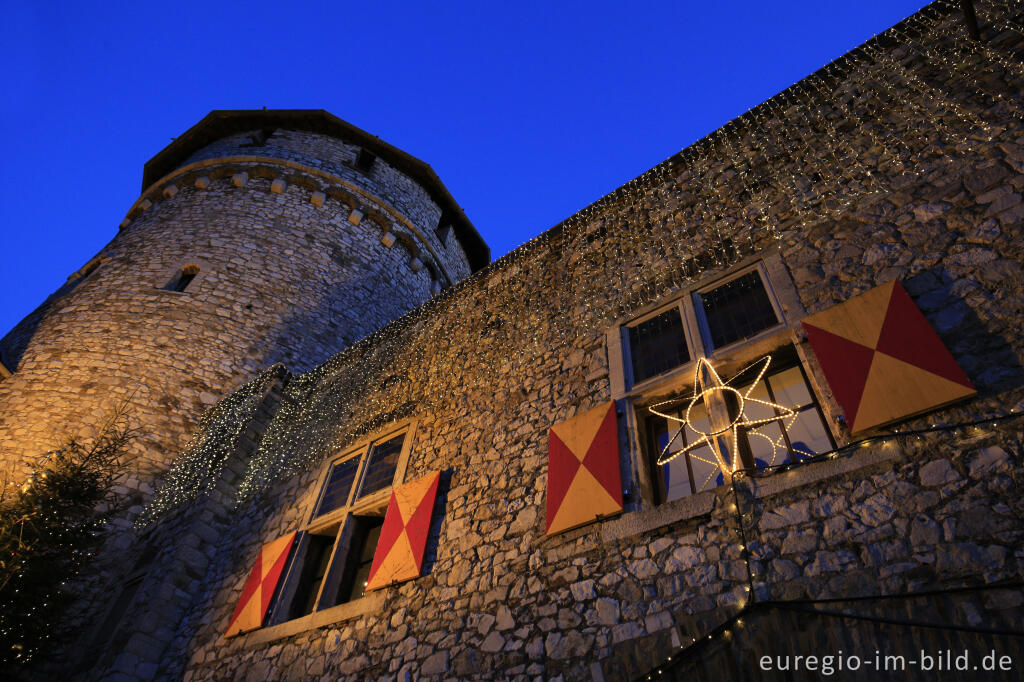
[
  {"xmin": 688, "ymin": 448, "xmax": 720, "ymax": 492},
  {"xmin": 746, "ymin": 421, "xmax": 787, "ymax": 468},
  {"xmin": 698, "ymin": 270, "xmax": 779, "ymax": 349},
  {"xmin": 628, "ymin": 307, "xmax": 690, "ymax": 384},
  {"xmin": 737, "ymin": 380, "xmax": 775, "ymax": 421},
  {"xmin": 662, "ymin": 457, "xmax": 693, "ymax": 502},
  {"xmin": 768, "ymin": 366, "xmax": 812, "ymax": 407},
  {"xmin": 289, "ymin": 534, "xmax": 335, "ymax": 619},
  {"xmin": 337, "ymin": 517, "xmax": 384, "ymax": 604},
  {"xmin": 357, "ymin": 434, "xmax": 404, "ymax": 499},
  {"xmin": 656, "ymin": 420, "xmax": 693, "ymax": 502},
  {"xmin": 786, "ymin": 407, "xmax": 833, "ymax": 458},
  {"xmin": 314, "ymin": 457, "xmax": 360, "ymax": 517},
  {"xmin": 679, "ymin": 400, "xmax": 723, "ymax": 491}
]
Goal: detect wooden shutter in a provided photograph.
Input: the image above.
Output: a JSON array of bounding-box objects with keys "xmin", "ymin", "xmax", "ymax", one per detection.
[
  {"xmin": 225, "ymin": 532, "xmax": 296, "ymax": 638},
  {"xmin": 546, "ymin": 401, "xmax": 624, "ymax": 535},
  {"xmin": 802, "ymin": 280, "xmax": 975, "ymax": 434},
  {"xmin": 365, "ymin": 471, "xmax": 441, "ymax": 592}
]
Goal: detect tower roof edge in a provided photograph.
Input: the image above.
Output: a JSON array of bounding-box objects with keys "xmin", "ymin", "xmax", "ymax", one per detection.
[{"xmin": 142, "ymin": 109, "xmax": 490, "ymax": 271}]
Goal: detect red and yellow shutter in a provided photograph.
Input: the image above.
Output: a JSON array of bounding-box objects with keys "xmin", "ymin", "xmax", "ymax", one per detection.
[
  {"xmin": 801, "ymin": 280, "xmax": 975, "ymax": 434},
  {"xmin": 546, "ymin": 401, "xmax": 623, "ymax": 535},
  {"xmin": 225, "ymin": 532, "xmax": 296, "ymax": 638},
  {"xmin": 365, "ymin": 471, "xmax": 441, "ymax": 592}
]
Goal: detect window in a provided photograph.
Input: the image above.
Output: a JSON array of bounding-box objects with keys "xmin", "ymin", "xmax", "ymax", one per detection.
[
  {"xmin": 355, "ymin": 148, "xmax": 376, "ymax": 173},
  {"xmin": 239, "ymin": 128, "xmax": 276, "ymax": 147},
  {"xmin": 615, "ymin": 259, "xmax": 835, "ymax": 504},
  {"xmin": 622, "ymin": 263, "xmax": 782, "ymax": 388},
  {"xmin": 695, "ymin": 269, "xmax": 779, "ymax": 350},
  {"xmin": 266, "ymin": 427, "xmax": 412, "ymax": 624},
  {"xmin": 627, "ymin": 307, "xmax": 690, "ymax": 384},
  {"xmin": 435, "ymin": 222, "xmax": 452, "ymax": 245},
  {"xmin": 165, "ymin": 264, "xmax": 200, "ymax": 292},
  {"xmin": 645, "ymin": 348, "xmax": 834, "ymax": 503}
]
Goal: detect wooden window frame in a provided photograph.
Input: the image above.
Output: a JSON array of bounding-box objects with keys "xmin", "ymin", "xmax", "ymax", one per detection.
[
  {"xmin": 641, "ymin": 346, "xmax": 836, "ymax": 504},
  {"xmin": 608, "ymin": 250, "xmax": 843, "ymax": 508},
  {"xmin": 619, "ymin": 260, "xmax": 787, "ymax": 393},
  {"xmin": 266, "ymin": 421, "xmax": 415, "ymax": 626},
  {"xmin": 692, "ymin": 264, "xmax": 786, "ymax": 354}
]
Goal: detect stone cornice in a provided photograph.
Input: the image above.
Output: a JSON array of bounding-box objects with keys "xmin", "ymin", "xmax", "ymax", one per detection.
[{"xmin": 127, "ymin": 155, "xmax": 455, "ymax": 286}]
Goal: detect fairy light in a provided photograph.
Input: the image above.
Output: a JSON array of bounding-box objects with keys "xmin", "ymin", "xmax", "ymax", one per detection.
[{"xmin": 131, "ymin": 0, "xmax": 1018, "ymax": 536}]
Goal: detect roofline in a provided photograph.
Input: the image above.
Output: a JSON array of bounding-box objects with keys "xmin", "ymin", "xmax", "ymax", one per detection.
[
  {"xmin": 471, "ymin": 1, "xmax": 958, "ymax": 279},
  {"xmin": 141, "ymin": 109, "xmax": 490, "ymax": 271}
]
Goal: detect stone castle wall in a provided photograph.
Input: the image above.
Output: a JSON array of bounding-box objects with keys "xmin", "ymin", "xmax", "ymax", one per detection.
[
  {"xmin": 178, "ymin": 129, "xmax": 473, "ymax": 283},
  {"xmin": 0, "ymin": 122, "xmax": 473, "ymax": 514},
  {"xmin": 102, "ymin": 3, "xmax": 1024, "ymax": 681}
]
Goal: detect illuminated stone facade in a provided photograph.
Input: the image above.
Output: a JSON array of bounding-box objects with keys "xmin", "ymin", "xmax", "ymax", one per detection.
[{"xmin": 3, "ymin": 2, "xmax": 1024, "ymax": 681}]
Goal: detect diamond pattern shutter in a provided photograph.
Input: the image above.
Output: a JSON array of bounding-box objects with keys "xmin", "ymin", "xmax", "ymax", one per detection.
[
  {"xmin": 225, "ymin": 532, "xmax": 296, "ymax": 638},
  {"xmin": 801, "ymin": 280, "xmax": 975, "ymax": 434},
  {"xmin": 365, "ymin": 471, "xmax": 441, "ymax": 592},
  {"xmin": 546, "ymin": 401, "xmax": 624, "ymax": 535}
]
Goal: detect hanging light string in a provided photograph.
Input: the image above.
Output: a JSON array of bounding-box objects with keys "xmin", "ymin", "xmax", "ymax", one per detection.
[
  {"xmin": 134, "ymin": 0, "xmax": 1020, "ymax": 523},
  {"xmin": 639, "ymin": 405, "xmax": 1024, "ymax": 680},
  {"xmin": 640, "ymin": 581, "xmax": 1024, "ymax": 680},
  {"xmin": 134, "ymin": 366, "xmax": 285, "ymax": 527}
]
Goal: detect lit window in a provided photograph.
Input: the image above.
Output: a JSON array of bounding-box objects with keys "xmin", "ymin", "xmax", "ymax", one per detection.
[
  {"xmin": 645, "ymin": 348, "xmax": 833, "ymax": 503},
  {"xmin": 267, "ymin": 428, "xmax": 410, "ymax": 623}
]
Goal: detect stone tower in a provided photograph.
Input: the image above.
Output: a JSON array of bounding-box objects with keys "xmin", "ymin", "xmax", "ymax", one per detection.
[{"xmin": 0, "ymin": 110, "xmax": 489, "ymax": 501}]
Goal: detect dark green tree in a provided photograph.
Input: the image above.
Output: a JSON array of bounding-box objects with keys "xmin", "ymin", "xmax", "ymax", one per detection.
[{"xmin": 0, "ymin": 407, "xmax": 134, "ymax": 667}]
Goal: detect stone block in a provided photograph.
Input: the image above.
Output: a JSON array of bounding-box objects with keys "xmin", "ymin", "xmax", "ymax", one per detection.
[
  {"xmin": 476, "ymin": 612, "xmax": 495, "ymax": 635},
  {"xmin": 480, "ymin": 631, "xmax": 505, "ymax": 652},
  {"xmin": 421, "ymin": 651, "xmax": 449, "ymax": 674},
  {"xmin": 644, "ymin": 611, "xmax": 673, "ymax": 633},
  {"xmin": 163, "ymin": 184, "xmax": 178, "ymax": 199},
  {"xmin": 348, "ymin": 209, "xmax": 363, "ymax": 225},
  {"xmin": 910, "ymin": 514, "xmax": 940, "ymax": 547},
  {"xmin": 919, "ymin": 459, "xmax": 959, "ymax": 487},
  {"xmin": 611, "ymin": 621, "xmax": 644, "ymax": 644},
  {"xmin": 964, "ymin": 163, "xmax": 1009, "ymax": 194},
  {"xmin": 194, "ymin": 176, "xmax": 211, "ymax": 189},
  {"xmin": 545, "ymin": 630, "xmax": 591, "ymax": 659},
  {"xmin": 270, "ymin": 178, "xmax": 287, "ymax": 194},
  {"xmin": 913, "ymin": 201, "xmax": 953, "ymax": 222},
  {"xmin": 231, "ymin": 172, "xmax": 248, "ymax": 188},
  {"xmin": 310, "ymin": 191, "xmax": 325, "ymax": 207},
  {"xmin": 856, "ymin": 493, "xmax": 897, "ymax": 527},
  {"xmin": 760, "ymin": 501, "xmax": 810, "ymax": 529},
  {"xmin": 570, "ymin": 579, "xmax": 596, "ymax": 601},
  {"xmin": 138, "ymin": 199, "xmax": 152, "ymax": 211},
  {"xmin": 496, "ymin": 604, "xmax": 515, "ymax": 630},
  {"xmin": 969, "ymin": 446, "xmax": 1010, "ymax": 477}
]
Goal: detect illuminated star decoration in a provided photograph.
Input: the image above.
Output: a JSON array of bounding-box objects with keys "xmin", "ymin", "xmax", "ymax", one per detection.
[{"xmin": 650, "ymin": 355, "xmax": 809, "ymax": 484}]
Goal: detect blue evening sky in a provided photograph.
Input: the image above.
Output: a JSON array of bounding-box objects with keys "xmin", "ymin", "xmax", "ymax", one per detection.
[{"xmin": 1, "ymin": 1, "xmax": 927, "ymax": 338}]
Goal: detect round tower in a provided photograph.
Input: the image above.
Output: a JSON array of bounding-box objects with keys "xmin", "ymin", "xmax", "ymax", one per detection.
[{"xmin": 0, "ymin": 109, "xmax": 489, "ymax": 499}]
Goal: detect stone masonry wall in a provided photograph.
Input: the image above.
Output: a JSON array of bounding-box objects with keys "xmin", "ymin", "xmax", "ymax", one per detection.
[
  {"xmin": 179, "ymin": 129, "xmax": 473, "ymax": 283},
  {"xmin": 0, "ymin": 121, "xmax": 471, "ymax": 506},
  {"xmin": 112, "ymin": 4, "xmax": 1024, "ymax": 682}
]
